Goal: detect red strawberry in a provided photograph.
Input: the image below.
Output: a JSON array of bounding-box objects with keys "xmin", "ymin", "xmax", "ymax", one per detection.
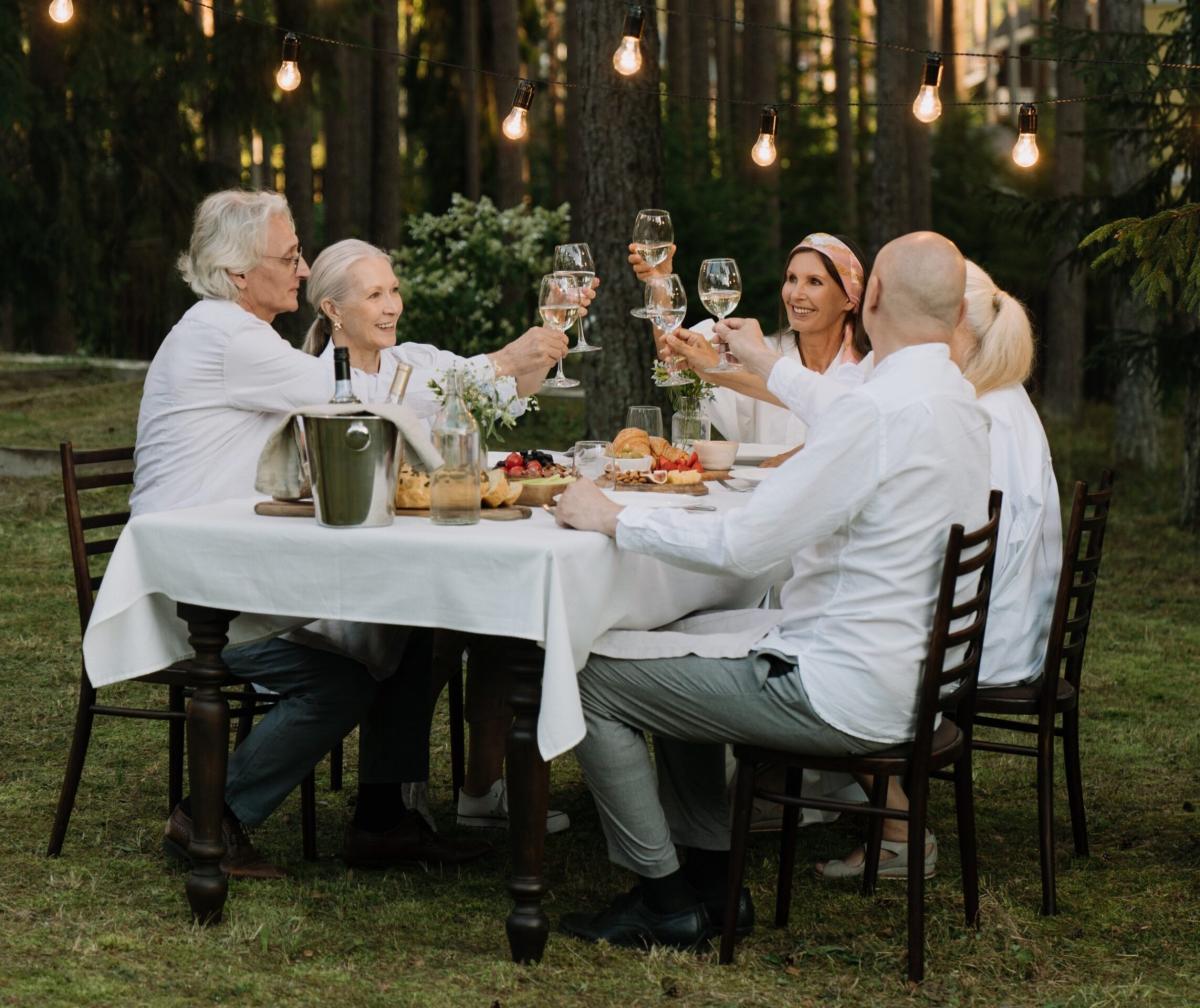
[{"xmin": 525, "ymin": 460, "xmax": 543, "ymax": 475}]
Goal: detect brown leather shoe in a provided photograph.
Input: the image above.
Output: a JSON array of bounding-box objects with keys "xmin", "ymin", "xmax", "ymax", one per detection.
[
  {"xmin": 163, "ymin": 803, "xmax": 287, "ymax": 880},
  {"xmin": 343, "ymin": 810, "xmax": 493, "ymax": 868}
]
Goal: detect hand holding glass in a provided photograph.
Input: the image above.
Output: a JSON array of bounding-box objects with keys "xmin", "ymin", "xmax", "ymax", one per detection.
[
  {"xmin": 645, "ymin": 274, "xmax": 690, "ymax": 388},
  {"xmin": 698, "ymin": 258, "xmax": 743, "ymax": 373},
  {"xmin": 538, "ymin": 273, "xmax": 581, "ymax": 390},
  {"xmin": 630, "ymin": 210, "xmax": 673, "ymax": 319},
  {"xmin": 553, "ymin": 243, "xmax": 601, "ymax": 354}
]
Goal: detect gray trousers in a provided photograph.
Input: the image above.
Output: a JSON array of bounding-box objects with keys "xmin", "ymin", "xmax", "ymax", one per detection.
[
  {"xmin": 224, "ymin": 636, "xmax": 422, "ymax": 826},
  {"xmin": 575, "ymin": 653, "xmax": 887, "ymax": 878}
]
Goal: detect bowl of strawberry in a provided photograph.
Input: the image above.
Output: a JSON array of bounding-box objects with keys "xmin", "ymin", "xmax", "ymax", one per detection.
[{"xmin": 495, "ymin": 449, "xmax": 572, "ymax": 480}]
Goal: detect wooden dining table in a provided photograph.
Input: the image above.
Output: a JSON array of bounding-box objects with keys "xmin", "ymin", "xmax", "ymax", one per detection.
[{"xmin": 82, "ymin": 489, "xmax": 770, "ymax": 962}]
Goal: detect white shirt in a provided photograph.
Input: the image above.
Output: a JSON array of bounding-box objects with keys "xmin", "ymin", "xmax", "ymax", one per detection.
[
  {"xmin": 616, "ymin": 344, "xmax": 991, "ymax": 743},
  {"xmin": 770, "ymin": 354, "xmax": 1061, "ymax": 686},
  {"xmin": 131, "ymin": 299, "xmax": 332, "ymax": 516}
]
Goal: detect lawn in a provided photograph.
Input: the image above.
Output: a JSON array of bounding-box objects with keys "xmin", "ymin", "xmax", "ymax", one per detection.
[{"xmin": 0, "ymin": 366, "xmax": 1197, "ymax": 1007}]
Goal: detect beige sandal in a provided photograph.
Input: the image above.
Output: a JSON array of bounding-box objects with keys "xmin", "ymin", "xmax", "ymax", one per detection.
[{"xmin": 815, "ymin": 831, "xmax": 937, "ymax": 880}]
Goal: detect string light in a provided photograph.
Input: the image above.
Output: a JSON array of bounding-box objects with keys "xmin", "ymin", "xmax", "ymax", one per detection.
[
  {"xmin": 502, "ymin": 79, "xmax": 536, "ymax": 141},
  {"xmin": 612, "ymin": 4, "xmax": 645, "ymax": 77},
  {"xmin": 48, "ymin": 0, "xmax": 73, "ymax": 24},
  {"xmin": 912, "ymin": 54, "xmax": 943, "ymax": 124},
  {"xmin": 1012, "ymin": 103, "xmax": 1039, "ymax": 168},
  {"xmin": 751, "ymin": 106, "xmax": 778, "ymax": 167},
  {"xmin": 275, "ymin": 32, "xmax": 301, "ymax": 92}
]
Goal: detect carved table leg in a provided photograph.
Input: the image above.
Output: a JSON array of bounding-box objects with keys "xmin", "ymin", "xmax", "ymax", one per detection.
[
  {"xmin": 502, "ymin": 638, "xmax": 551, "ymax": 963},
  {"xmin": 178, "ymin": 603, "xmax": 236, "ymax": 925}
]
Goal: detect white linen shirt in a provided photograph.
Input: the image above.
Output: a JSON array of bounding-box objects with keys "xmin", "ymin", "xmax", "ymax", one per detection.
[
  {"xmin": 131, "ymin": 299, "xmax": 332, "ymax": 516},
  {"xmin": 768, "ymin": 354, "xmax": 1061, "ymax": 686},
  {"xmin": 615, "ymin": 343, "xmax": 991, "ymax": 743}
]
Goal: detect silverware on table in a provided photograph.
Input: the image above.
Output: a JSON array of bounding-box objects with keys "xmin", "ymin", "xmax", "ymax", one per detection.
[{"xmin": 717, "ymin": 479, "xmax": 754, "ymax": 493}]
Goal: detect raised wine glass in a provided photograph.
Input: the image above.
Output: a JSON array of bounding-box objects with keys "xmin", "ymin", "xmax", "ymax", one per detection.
[
  {"xmin": 645, "ymin": 273, "xmax": 690, "ymax": 388},
  {"xmin": 630, "ymin": 209, "xmax": 673, "ymax": 320},
  {"xmin": 698, "ymin": 257, "xmax": 743, "ymax": 373},
  {"xmin": 538, "ymin": 273, "xmax": 581, "ymax": 390},
  {"xmin": 553, "ymin": 243, "xmax": 601, "ymax": 353}
]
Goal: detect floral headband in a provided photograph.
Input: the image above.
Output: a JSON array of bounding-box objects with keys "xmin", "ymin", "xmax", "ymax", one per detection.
[{"xmin": 791, "ymin": 233, "xmax": 865, "ymax": 309}]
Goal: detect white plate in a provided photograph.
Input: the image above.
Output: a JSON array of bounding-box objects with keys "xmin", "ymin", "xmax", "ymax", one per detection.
[
  {"xmin": 728, "ymin": 466, "xmax": 770, "ymax": 483},
  {"xmin": 734, "ymin": 443, "xmax": 790, "ymax": 465}
]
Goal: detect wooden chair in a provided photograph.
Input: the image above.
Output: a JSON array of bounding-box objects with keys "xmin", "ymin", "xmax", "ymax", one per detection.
[
  {"xmin": 721, "ymin": 491, "xmax": 1003, "ymax": 985},
  {"xmin": 968, "ymin": 471, "xmax": 1114, "ymax": 916},
  {"xmin": 48, "ymin": 443, "xmax": 325, "ymax": 861}
]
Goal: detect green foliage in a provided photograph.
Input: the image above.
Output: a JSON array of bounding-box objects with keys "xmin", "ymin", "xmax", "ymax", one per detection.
[{"xmin": 390, "ymin": 195, "xmax": 570, "ymax": 359}]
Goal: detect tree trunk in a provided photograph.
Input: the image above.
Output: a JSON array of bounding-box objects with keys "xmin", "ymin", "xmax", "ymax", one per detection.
[
  {"xmin": 323, "ymin": 44, "xmax": 354, "ymax": 244},
  {"xmin": 1104, "ymin": 0, "xmax": 1158, "ymax": 467},
  {"xmin": 714, "ymin": 0, "xmax": 735, "ymax": 172},
  {"xmin": 462, "ymin": 0, "xmax": 482, "ymax": 201},
  {"xmin": 1183, "ymin": 369, "xmax": 1200, "ymax": 530},
  {"xmin": 870, "ymin": 2, "xmax": 909, "ymax": 255},
  {"xmin": 856, "ymin": 1, "xmax": 871, "ymax": 157},
  {"xmin": 667, "ymin": 0, "xmax": 690, "ymax": 134},
  {"xmin": 688, "ymin": 0, "xmax": 712, "ymax": 173},
  {"xmin": 742, "ymin": 0, "xmax": 780, "ymax": 257},
  {"xmin": 567, "ymin": 0, "xmax": 665, "ymax": 439},
  {"xmin": 490, "ymin": 0, "xmax": 526, "ymax": 209},
  {"xmin": 349, "ymin": 10, "xmax": 374, "ymax": 236},
  {"xmin": 1043, "ymin": 0, "xmax": 1088, "ymax": 418},
  {"xmin": 278, "ymin": 0, "xmax": 313, "ymax": 254},
  {"xmin": 906, "ymin": 0, "xmax": 931, "ymax": 230},
  {"xmin": 940, "ymin": 0, "xmax": 958, "ymax": 100},
  {"xmin": 371, "ymin": 3, "xmax": 402, "ymax": 250},
  {"xmin": 832, "ymin": 0, "xmax": 857, "ymax": 236}
]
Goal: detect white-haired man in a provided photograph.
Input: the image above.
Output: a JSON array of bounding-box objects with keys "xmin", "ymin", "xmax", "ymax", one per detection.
[{"xmin": 550, "ymin": 232, "xmax": 991, "ymax": 949}]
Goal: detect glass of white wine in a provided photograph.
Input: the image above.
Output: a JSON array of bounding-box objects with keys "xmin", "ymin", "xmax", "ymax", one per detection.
[
  {"xmin": 630, "ymin": 209, "xmax": 673, "ymax": 320},
  {"xmin": 645, "ymin": 273, "xmax": 690, "ymax": 388},
  {"xmin": 698, "ymin": 257, "xmax": 743, "ymax": 373},
  {"xmin": 553, "ymin": 243, "xmax": 601, "ymax": 354},
  {"xmin": 538, "ymin": 273, "xmax": 582, "ymax": 390}
]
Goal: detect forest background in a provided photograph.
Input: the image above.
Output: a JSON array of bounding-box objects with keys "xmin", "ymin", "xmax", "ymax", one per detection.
[{"xmin": 2, "ymin": 0, "xmax": 1197, "ymax": 522}]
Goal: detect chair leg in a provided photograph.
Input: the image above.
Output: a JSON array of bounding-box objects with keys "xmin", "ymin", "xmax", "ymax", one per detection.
[
  {"xmin": 47, "ymin": 675, "xmax": 97, "ymax": 857},
  {"xmin": 301, "ymin": 770, "xmax": 317, "ymax": 861},
  {"xmin": 168, "ymin": 685, "xmax": 185, "ymax": 813},
  {"xmin": 862, "ymin": 774, "xmax": 889, "ymax": 897},
  {"xmin": 329, "ymin": 740, "xmax": 343, "ymax": 792},
  {"xmin": 906, "ymin": 777, "xmax": 929, "ymax": 985},
  {"xmin": 953, "ymin": 749, "xmax": 980, "ymax": 929},
  {"xmin": 1061, "ymin": 708, "xmax": 1089, "ymax": 857},
  {"xmin": 1036, "ymin": 720, "xmax": 1058, "ymax": 916},
  {"xmin": 720, "ymin": 757, "xmax": 757, "ymax": 964},
  {"xmin": 448, "ymin": 660, "xmax": 465, "ymax": 803},
  {"xmin": 774, "ymin": 765, "xmax": 803, "ymax": 928}
]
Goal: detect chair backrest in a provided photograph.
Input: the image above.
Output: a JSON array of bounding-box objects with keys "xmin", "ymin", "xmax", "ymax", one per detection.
[
  {"xmin": 60, "ymin": 442, "xmax": 135, "ymax": 636},
  {"xmin": 1040, "ymin": 470, "xmax": 1115, "ymax": 711},
  {"xmin": 911, "ymin": 490, "xmax": 1003, "ymax": 772}
]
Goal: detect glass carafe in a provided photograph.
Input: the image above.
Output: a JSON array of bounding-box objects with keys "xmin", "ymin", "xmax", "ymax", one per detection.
[{"xmin": 430, "ymin": 370, "xmax": 481, "ymax": 526}]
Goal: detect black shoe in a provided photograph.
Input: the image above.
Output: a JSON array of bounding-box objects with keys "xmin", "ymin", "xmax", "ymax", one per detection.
[
  {"xmin": 701, "ymin": 886, "xmax": 755, "ymax": 939},
  {"xmin": 559, "ymin": 888, "xmax": 710, "ymax": 951},
  {"xmin": 343, "ymin": 810, "xmax": 492, "ymax": 868}
]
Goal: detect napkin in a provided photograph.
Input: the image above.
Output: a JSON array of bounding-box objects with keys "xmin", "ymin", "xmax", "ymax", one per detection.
[{"xmin": 255, "ymin": 401, "xmax": 443, "ymax": 500}]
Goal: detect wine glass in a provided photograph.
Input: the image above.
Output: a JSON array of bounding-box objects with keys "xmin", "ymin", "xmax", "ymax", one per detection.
[
  {"xmin": 630, "ymin": 209, "xmax": 673, "ymax": 319},
  {"xmin": 698, "ymin": 258, "xmax": 743, "ymax": 373},
  {"xmin": 538, "ymin": 273, "xmax": 581, "ymax": 390},
  {"xmin": 645, "ymin": 273, "xmax": 690, "ymax": 388},
  {"xmin": 553, "ymin": 244, "xmax": 601, "ymax": 354},
  {"xmin": 625, "ymin": 405, "xmax": 663, "ymax": 440},
  {"xmin": 573, "ymin": 440, "xmax": 615, "ymax": 483}
]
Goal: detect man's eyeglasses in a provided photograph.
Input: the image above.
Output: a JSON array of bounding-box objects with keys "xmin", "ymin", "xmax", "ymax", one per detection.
[{"xmin": 262, "ymin": 249, "xmax": 305, "ymax": 274}]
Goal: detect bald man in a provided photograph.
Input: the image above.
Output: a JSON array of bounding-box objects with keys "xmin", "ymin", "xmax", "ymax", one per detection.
[{"xmin": 552, "ymin": 232, "xmax": 991, "ymax": 951}]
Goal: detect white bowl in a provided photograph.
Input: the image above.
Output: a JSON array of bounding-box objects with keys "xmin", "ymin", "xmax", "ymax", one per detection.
[
  {"xmin": 615, "ymin": 456, "xmax": 652, "ymax": 473},
  {"xmin": 692, "ymin": 440, "xmax": 738, "ymax": 471}
]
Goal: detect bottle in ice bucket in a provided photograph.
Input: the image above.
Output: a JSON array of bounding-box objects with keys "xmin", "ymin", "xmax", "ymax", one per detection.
[
  {"xmin": 430, "ymin": 368, "xmax": 481, "ymax": 526},
  {"xmin": 331, "ymin": 346, "xmax": 360, "ymax": 404}
]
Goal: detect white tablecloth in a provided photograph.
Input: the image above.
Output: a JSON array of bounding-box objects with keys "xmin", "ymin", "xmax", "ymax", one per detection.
[{"xmin": 83, "ymin": 492, "xmax": 772, "ymax": 760}]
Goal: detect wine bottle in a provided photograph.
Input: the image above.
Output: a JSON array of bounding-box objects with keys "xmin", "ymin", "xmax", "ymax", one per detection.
[
  {"xmin": 331, "ymin": 347, "xmax": 360, "ymax": 404},
  {"xmin": 384, "ymin": 362, "xmax": 413, "ymax": 405}
]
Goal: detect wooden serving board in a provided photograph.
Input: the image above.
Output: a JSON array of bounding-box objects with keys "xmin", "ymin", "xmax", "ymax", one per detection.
[
  {"xmin": 609, "ymin": 480, "xmax": 710, "ymax": 496},
  {"xmin": 254, "ymin": 500, "xmax": 531, "ymax": 521}
]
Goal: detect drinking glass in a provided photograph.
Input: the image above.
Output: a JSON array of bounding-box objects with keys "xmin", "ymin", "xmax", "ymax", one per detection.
[
  {"xmin": 553, "ymin": 244, "xmax": 601, "ymax": 354},
  {"xmin": 538, "ymin": 273, "xmax": 582, "ymax": 390},
  {"xmin": 573, "ymin": 440, "xmax": 614, "ymax": 483},
  {"xmin": 698, "ymin": 257, "xmax": 743, "ymax": 373},
  {"xmin": 645, "ymin": 273, "xmax": 690, "ymax": 388},
  {"xmin": 625, "ymin": 405, "xmax": 663, "ymax": 440},
  {"xmin": 630, "ymin": 209, "xmax": 673, "ymax": 319}
]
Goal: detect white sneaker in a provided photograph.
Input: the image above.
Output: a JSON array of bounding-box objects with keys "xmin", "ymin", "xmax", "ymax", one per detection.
[
  {"xmin": 401, "ymin": 781, "xmax": 437, "ymax": 832},
  {"xmin": 457, "ymin": 778, "xmax": 570, "ymax": 835}
]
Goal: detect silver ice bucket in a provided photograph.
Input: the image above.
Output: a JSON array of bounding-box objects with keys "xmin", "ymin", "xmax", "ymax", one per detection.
[{"xmin": 297, "ymin": 413, "xmax": 402, "ymax": 528}]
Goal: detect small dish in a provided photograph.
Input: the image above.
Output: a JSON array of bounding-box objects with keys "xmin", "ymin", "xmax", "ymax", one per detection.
[
  {"xmin": 615, "ymin": 455, "xmax": 652, "ymax": 473},
  {"xmin": 692, "ymin": 439, "xmax": 738, "ymax": 471}
]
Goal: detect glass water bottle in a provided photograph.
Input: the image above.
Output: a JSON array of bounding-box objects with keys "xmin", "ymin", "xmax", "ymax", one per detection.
[{"xmin": 430, "ymin": 369, "xmax": 481, "ymax": 526}]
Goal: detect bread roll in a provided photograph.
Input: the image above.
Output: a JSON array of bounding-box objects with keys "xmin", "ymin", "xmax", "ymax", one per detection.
[
  {"xmin": 394, "ymin": 465, "xmax": 432, "ymax": 509},
  {"xmin": 613, "ymin": 427, "xmax": 651, "ymax": 458}
]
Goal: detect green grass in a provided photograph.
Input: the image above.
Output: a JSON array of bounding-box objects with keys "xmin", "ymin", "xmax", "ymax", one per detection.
[{"xmin": 1, "ymin": 365, "xmax": 1198, "ymax": 1006}]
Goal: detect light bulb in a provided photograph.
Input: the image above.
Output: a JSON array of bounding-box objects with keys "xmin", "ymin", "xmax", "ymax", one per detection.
[
  {"xmin": 1012, "ymin": 103, "xmax": 1039, "ymax": 169},
  {"xmin": 912, "ymin": 54, "xmax": 943, "ymax": 124},
  {"xmin": 612, "ymin": 36, "xmax": 642, "ymax": 76},
  {"xmin": 501, "ymin": 106, "xmax": 528, "ymax": 140},
  {"xmin": 751, "ymin": 105, "xmax": 778, "ymax": 167},
  {"xmin": 48, "ymin": 0, "xmax": 73, "ymax": 24},
  {"xmin": 276, "ymin": 33, "xmax": 301, "ymax": 93}
]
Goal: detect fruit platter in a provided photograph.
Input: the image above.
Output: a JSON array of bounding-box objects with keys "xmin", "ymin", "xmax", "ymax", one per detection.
[
  {"xmin": 493, "ymin": 449, "xmax": 577, "ymax": 506},
  {"xmin": 610, "ymin": 427, "xmax": 728, "ymax": 490}
]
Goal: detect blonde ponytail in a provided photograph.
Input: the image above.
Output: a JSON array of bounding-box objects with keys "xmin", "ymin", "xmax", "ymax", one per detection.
[{"xmin": 961, "ymin": 260, "xmax": 1035, "ymax": 396}]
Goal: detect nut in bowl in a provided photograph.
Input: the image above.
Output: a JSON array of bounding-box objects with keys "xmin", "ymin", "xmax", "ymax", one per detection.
[
  {"xmin": 691, "ymin": 439, "xmax": 738, "ymax": 472},
  {"xmin": 615, "ymin": 455, "xmax": 653, "ymax": 473}
]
